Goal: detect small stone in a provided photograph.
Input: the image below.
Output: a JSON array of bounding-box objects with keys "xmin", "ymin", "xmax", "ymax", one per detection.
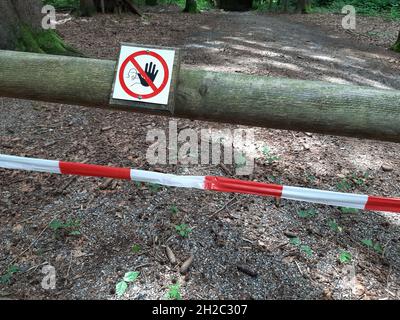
[{"xmin": 381, "ymin": 165, "xmax": 393, "ymax": 172}]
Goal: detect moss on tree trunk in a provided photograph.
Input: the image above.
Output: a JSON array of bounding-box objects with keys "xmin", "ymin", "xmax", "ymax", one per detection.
[
  {"xmin": 0, "ymin": 0, "xmax": 80, "ymax": 56},
  {"xmin": 392, "ymin": 31, "xmax": 400, "ymax": 53},
  {"xmin": 184, "ymin": 0, "xmax": 199, "ymax": 13},
  {"xmin": 16, "ymin": 25, "xmax": 80, "ymax": 56}
]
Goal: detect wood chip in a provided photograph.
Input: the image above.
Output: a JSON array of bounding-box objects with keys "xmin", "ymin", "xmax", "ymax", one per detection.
[
  {"xmin": 99, "ymin": 178, "xmax": 113, "ymax": 190},
  {"xmin": 180, "ymin": 254, "xmax": 194, "ymax": 274},
  {"xmin": 237, "ymin": 264, "xmax": 258, "ymax": 277},
  {"xmin": 284, "ymin": 231, "xmax": 297, "ymax": 238},
  {"xmin": 101, "ymin": 126, "xmax": 113, "ymax": 132},
  {"xmin": 381, "ymin": 164, "xmax": 393, "ymax": 172},
  {"xmin": 165, "ymin": 246, "xmax": 176, "ymax": 264}
]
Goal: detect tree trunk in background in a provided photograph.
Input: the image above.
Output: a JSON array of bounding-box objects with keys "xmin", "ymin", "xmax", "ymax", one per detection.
[
  {"xmin": 218, "ymin": 0, "xmax": 253, "ymax": 11},
  {"xmin": 392, "ymin": 30, "xmax": 400, "ymax": 53},
  {"xmin": 184, "ymin": 0, "xmax": 198, "ymax": 13},
  {"xmin": 282, "ymin": 0, "xmax": 289, "ymax": 12},
  {"xmin": 80, "ymin": 0, "xmax": 142, "ymax": 15},
  {"xmin": 297, "ymin": 0, "xmax": 311, "ymax": 14},
  {"xmin": 80, "ymin": 0, "xmax": 97, "ymax": 16},
  {"xmin": 145, "ymin": 0, "xmax": 158, "ymax": 5},
  {"xmin": 0, "ymin": 0, "xmax": 78, "ymax": 55},
  {"xmin": 0, "ymin": 0, "xmax": 42, "ymax": 50}
]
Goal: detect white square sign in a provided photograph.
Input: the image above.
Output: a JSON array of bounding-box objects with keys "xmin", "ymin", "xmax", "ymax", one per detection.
[{"xmin": 112, "ymin": 45, "xmax": 176, "ymax": 105}]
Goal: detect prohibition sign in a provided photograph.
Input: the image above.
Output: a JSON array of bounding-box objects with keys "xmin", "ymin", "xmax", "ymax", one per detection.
[{"xmin": 118, "ymin": 50, "xmax": 169, "ymax": 100}]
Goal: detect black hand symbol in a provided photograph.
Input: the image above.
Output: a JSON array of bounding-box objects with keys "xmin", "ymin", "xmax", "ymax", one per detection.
[{"xmin": 138, "ymin": 62, "xmax": 159, "ymax": 87}]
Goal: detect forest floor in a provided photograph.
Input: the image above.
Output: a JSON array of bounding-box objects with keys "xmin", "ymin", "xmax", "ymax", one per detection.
[{"xmin": 1, "ymin": 5, "xmax": 400, "ymax": 300}]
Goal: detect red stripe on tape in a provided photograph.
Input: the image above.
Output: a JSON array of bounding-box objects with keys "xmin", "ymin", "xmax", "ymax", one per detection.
[
  {"xmin": 205, "ymin": 176, "xmax": 283, "ymax": 197},
  {"xmin": 59, "ymin": 162, "xmax": 131, "ymax": 180},
  {"xmin": 365, "ymin": 196, "xmax": 400, "ymax": 213}
]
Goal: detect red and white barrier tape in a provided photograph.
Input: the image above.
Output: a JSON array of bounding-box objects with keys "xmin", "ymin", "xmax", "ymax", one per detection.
[{"xmin": 1, "ymin": 154, "xmax": 399, "ymax": 213}]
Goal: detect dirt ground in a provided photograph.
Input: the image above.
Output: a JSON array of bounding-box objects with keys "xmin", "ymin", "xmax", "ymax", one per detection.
[{"xmin": 1, "ymin": 6, "xmax": 400, "ymax": 300}]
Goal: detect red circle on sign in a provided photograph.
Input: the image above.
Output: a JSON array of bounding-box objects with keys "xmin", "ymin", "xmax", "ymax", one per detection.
[{"xmin": 118, "ymin": 50, "xmax": 169, "ymax": 99}]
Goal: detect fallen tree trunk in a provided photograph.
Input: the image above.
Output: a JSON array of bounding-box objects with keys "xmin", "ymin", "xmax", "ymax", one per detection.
[{"xmin": 0, "ymin": 50, "xmax": 400, "ymax": 142}]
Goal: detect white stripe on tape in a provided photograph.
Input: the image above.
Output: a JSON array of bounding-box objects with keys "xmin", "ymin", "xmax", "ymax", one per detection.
[
  {"xmin": 130, "ymin": 169, "xmax": 205, "ymax": 189},
  {"xmin": 0, "ymin": 154, "xmax": 61, "ymax": 174},
  {"xmin": 282, "ymin": 186, "xmax": 368, "ymax": 209}
]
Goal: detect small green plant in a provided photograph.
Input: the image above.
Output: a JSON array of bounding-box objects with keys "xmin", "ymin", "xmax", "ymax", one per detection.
[
  {"xmin": 175, "ymin": 224, "xmax": 192, "ymax": 238},
  {"xmin": 148, "ymin": 183, "xmax": 162, "ymax": 193},
  {"xmin": 167, "ymin": 283, "xmax": 182, "ymax": 300},
  {"xmin": 289, "ymin": 237, "xmax": 313, "ymax": 257},
  {"xmin": 289, "ymin": 237, "xmax": 301, "ymax": 246},
  {"xmin": 0, "ymin": 265, "xmax": 20, "ymax": 284},
  {"xmin": 49, "ymin": 218, "xmax": 81, "ymax": 236},
  {"xmin": 297, "ymin": 208, "xmax": 317, "ymax": 218},
  {"xmin": 267, "ymin": 175, "xmax": 282, "ymax": 184},
  {"xmin": 170, "ymin": 204, "xmax": 179, "ymax": 215},
  {"xmin": 306, "ymin": 173, "xmax": 316, "ymax": 183},
  {"xmin": 328, "ymin": 219, "xmax": 343, "ymax": 233},
  {"xmin": 361, "ymin": 239, "xmax": 383, "ymax": 254},
  {"xmin": 339, "ymin": 251, "xmax": 352, "ymax": 264},
  {"xmin": 336, "ymin": 172, "xmax": 369, "ymax": 192},
  {"xmin": 340, "ymin": 207, "xmax": 359, "ymax": 214},
  {"xmin": 261, "ymin": 145, "xmax": 280, "ymax": 164},
  {"xmin": 133, "ymin": 181, "xmax": 142, "ymax": 188},
  {"xmin": 336, "ymin": 179, "xmax": 352, "ymax": 192},
  {"xmin": 300, "ymin": 245, "xmax": 313, "ymax": 257},
  {"xmin": 234, "ymin": 152, "xmax": 247, "ymax": 169},
  {"xmin": 115, "ymin": 271, "xmax": 139, "ymax": 297},
  {"xmin": 131, "ymin": 244, "xmax": 141, "ymax": 254}
]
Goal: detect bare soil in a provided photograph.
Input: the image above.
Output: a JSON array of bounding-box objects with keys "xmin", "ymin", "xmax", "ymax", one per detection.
[{"xmin": 1, "ymin": 6, "xmax": 400, "ymax": 300}]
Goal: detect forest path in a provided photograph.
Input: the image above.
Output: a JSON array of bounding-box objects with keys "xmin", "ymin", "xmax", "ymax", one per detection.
[{"xmin": 183, "ymin": 11, "xmax": 400, "ymax": 90}]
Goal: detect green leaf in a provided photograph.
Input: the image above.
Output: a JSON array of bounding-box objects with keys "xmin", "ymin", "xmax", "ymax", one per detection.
[
  {"xmin": 339, "ymin": 251, "xmax": 352, "ymax": 264},
  {"xmin": 328, "ymin": 219, "xmax": 342, "ymax": 233},
  {"xmin": 8, "ymin": 265, "xmax": 20, "ymax": 274},
  {"xmin": 123, "ymin": 271, "xmax": 139, "ymax": 283},
  {"xmin": 170, "ymin": 204, "xmax": 179, "ymax": 215},
  {"xmin": 298, "ymin": 209, "xmax": 317, "ymax": 218},
  {"xmin": 300, "ymin": 245, "xmax": 313, "ymax": 257},
  {"xmin": 175, "ymin": 224, "xmax": 192, "ymax": 238},
  {"xmin": 148, "ymin": 183, "xmax": 161, "ymax": 193},
  {"xmin": 116, "ymin": 281, "xmax": 128, "ymax": 297},
  {"xmin": 167, "ymin": 284, "xmax": 182, "ymax": 300},
  {"xmin": 289, "ymin": 237, "xmax": 301, "ymax": 246},
  {"xmin": 69, "ymin": 230, "xmax": 81, "ymax": 236},
  {"xmin": 131, "ymin": 244, "xmax": 141, "ymax": 253},
  {"xmin": 361, "ymin": 239, "xmax": 373, "ymax": 248},
  {"xmin": 340, "ymin": 207, "xmax": 358, "ymax": 214},
  {"xmin": 49, "ymin": 219, "xmax": 64, "ymax": 230},
  {"xmin": 373, "ymin": 243, "xmax": 383, "ymax": 254}
]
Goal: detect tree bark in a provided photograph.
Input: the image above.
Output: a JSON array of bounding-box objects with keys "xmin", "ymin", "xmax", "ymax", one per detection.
[
  {"xmin": 0, "ymin": 0, "xmax": 42, "ymax": 50},
  {"xmin": 218, "ymin": 0, "xmax": 253, "ymax": 11},
  {"xmin": 184, "ymin": 0, "xmax": 198, "ymax": 13},
  {"xmin": 392, "ymin": 30, "xmax": 400, "ymax": 53},
  {"xmin": 1, "ymin": 50, "xmax": 400, "ymax": 142},
  {"xmin": 0, "ymin": 0, "xmax": 78, "ymax": 55},
  {"xmin": 297, "ymin": 0, "xmax": 311, "ymax": 13},
  {"xmin": 80, "ymin": 0, "xmax": 142, "ymax": 16},
  {"xmin": 80, "ymin": 0, "xmax": 97, "ymax": 17}
]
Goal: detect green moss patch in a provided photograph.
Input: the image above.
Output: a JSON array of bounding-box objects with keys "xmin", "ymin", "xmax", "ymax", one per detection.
[
  {"xmin": 16, "ymin": 25, "xmax": 81, "ymax": 56},
  {"xmin": 392, "ymin": 40, "xmax": 400, "ymax": 52}
]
